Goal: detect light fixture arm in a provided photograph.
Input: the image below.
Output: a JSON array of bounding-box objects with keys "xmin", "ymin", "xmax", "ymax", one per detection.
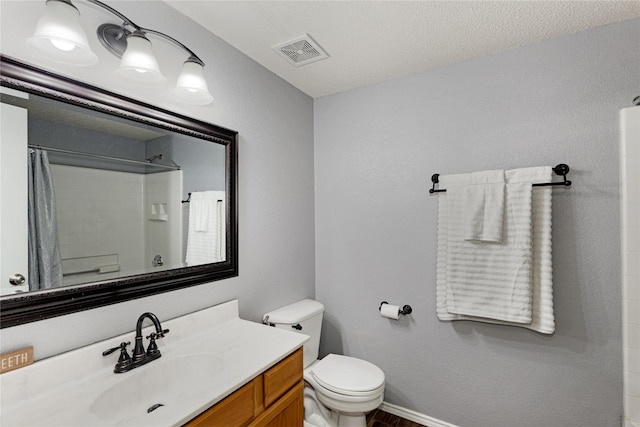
[
  {"xmin": 82, "ymin": 0, "xmax": 205, "ymax": 65},
  {"xmin": 141, "ymin": 29, "xmax": 204, "ymax": 66}
]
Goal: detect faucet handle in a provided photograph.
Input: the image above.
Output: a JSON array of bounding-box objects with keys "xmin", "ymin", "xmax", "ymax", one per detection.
[
  {"xmin": 102, "ymin": 341, "xmax": 130, "ymax": 357},
  {"xmin": 103, "ymin": 342, "xmax": 132, "ymax": 373},
  {"xmin": 146, "ymin": 329, "xmax": 169, "ymax": 340},
  {"xmin": 145, "ymin": 332, "xmax": 166, "ymax": 356},
  {"xmin": 103, "ymin": 341, "xmax": 132, "ymax": 366}
]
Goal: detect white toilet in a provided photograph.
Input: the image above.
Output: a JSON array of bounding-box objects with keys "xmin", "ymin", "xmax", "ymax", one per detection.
[{"xmin": 263, "ymin": 299, "xmax": 385, "ymax": 427}]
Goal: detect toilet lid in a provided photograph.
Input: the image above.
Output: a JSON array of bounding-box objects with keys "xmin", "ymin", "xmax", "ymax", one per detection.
[{"xmin": 310, "ymin": 354, "xmax": 385, "ymax": 395}]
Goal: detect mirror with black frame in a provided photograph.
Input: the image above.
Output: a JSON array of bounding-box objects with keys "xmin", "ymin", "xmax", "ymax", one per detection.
[{"xmin": 0, "ymin": 56, "xmax": 238, "ymax": 328}]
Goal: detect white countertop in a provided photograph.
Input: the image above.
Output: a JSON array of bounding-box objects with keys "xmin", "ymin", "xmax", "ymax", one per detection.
[{"xmin": 0, "ymin": 300, "xmax": 308, "ymax": 426}]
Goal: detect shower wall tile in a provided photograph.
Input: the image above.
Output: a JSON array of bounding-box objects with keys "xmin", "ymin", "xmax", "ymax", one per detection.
[
  {"xmin": 51, "ymin": 165, "xmax": 145, "ymax": 283},
  {"xmin": 627, "ymin": 324, "xmax": 640, "ymax": 350},
  {"xmin": 627, "ymin": 348, "xmax": 640, "ymax": 374},
  {"xmin": 626, "ymin": 395, "xmax": 640, "ymax": 423},
  {"xmin": 627, "ymin": 371, "xmax": 640, "ymax": 398},
  {"xmin": 622, "ymin": 106, "xmax": 640, "ymax": 425}
]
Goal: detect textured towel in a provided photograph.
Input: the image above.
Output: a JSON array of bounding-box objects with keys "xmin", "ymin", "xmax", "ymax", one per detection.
[
  {"xmin": 446, "ymin": 171, "xmax": 534, "ymax": 323},
  {"xmin": 461, "ymin": 170, "xmax": 505, "ymax": 243},
  {"xmin": 186, "ymin": 191, "xmax": 225, "ymax": 266},
  {"xmin": 436, "ymin": 166, "xmax": 555, "ymax": 333}
]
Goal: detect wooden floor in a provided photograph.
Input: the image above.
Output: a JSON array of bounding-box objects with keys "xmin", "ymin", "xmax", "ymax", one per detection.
[{"xmin": 366, "ymin": 409, "xmax": 426, "ymax": 427}]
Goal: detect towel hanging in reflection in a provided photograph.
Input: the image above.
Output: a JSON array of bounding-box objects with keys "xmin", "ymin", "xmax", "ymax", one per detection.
[{"xmin": 186, "ymin": 191, "xmax": 225, "ymax": 266}]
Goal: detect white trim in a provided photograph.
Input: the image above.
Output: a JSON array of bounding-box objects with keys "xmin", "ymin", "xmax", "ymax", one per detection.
[{"xmin": 379, "ymin": 401, "xmax": 459, "ymax": 427}]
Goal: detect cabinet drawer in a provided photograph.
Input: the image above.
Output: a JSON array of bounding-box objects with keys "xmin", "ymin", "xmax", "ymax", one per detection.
[
  {"xmin": 263, "ymin": 347, "xmax": 303, "ymax": 408},
  {"xmin": 184, "ymin": 378, "xmax": 258, "ymax": 427}
]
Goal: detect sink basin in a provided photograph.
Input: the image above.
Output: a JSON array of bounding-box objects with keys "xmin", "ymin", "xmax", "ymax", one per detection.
[{"xmin": 90, "ymin": 354, "xmax": 223, "ymax": 422}]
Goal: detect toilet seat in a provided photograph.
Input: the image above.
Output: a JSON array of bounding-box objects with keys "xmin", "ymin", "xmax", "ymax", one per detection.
[{"xmin": 309, "ymin": 354, "xmax": 385, "ymax": 397}]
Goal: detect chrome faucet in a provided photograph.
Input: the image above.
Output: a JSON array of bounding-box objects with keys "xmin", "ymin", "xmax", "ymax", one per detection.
[{"xmin": 102, "ymin": 312, "xmax": 169, "ymax": 373}]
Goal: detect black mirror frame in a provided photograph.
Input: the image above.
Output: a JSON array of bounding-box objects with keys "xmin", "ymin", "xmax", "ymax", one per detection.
[{"xmin": 0, "ymin": 55, "xmax": 238, "ymax": 328}]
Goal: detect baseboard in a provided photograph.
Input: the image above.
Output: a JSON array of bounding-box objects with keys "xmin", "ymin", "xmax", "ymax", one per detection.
[{"xmin": 379, "ymin": 401, "xmax": 459, "ymax": 427}]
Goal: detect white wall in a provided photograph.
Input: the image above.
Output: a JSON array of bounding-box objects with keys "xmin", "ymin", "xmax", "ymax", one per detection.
[
  {"xmin": 620, "ymin": 106, "xmax": 640, "ymax": 427},
  {"xmin": 0, "ymin": 1, "xmax": 315, "ymax": 359},
  {"xmin": 52, "ymin": 165, "xmax": 145, "ymax": 285},
  {"xmin": 314, "ymin": 19, "xmax": 639, "ymax": 427}
]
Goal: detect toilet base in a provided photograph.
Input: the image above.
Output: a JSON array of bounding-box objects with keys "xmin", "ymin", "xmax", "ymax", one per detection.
[
  {"xmin": 304, "ymin": 387, "xmax": 337, "ymax": 427},
  {"xmin": 303, "ymin": 385, "xmax": 372, "ymax": 427},
  {"xmin": 335, "ymin": 413, "xmax": 368, "ymax": 427}
]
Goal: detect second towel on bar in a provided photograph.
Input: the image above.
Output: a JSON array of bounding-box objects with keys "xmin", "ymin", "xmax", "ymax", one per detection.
[
  {"xmin": 462, "ymin": 169, "xmax": 505, "ymax": 243},
  {"xmin": 444, "ymin": 167, "xmax": 551, "ymax": 324}
]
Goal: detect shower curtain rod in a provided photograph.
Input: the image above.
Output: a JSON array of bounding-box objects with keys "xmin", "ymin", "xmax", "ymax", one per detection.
[{"xmin": 28, "ymin": 145, "xmax": 180, "ymax": 171}]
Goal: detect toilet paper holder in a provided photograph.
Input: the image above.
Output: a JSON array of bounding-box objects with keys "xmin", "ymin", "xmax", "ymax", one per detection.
[{"xmin": 379, "ymin": 301, "xmax": 412, "ymax": 316}]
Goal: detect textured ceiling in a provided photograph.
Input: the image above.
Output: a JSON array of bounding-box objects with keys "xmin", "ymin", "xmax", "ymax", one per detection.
[{"xmin": 165, "ymin": 1, "xmax": 640, "ymax": 98}]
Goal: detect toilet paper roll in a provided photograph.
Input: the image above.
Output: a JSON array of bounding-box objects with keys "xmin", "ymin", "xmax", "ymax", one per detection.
[{"xmin": 380, "ymin": 303, "xmax": 401, "ymax": 320}]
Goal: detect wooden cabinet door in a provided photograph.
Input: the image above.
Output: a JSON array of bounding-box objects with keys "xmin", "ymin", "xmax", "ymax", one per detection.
[{"xmin": 249, "ymin": 381, "xmax": 304, "ymax": 427}]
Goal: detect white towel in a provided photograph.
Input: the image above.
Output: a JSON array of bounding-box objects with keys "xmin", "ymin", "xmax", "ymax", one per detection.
[
  {"xmin": 186, "ymin": 191, "xmax": 225, "ymax": 266},
  {"xmin": 446, "ymin": 172, "xmax": 534, "ymax": 323},
  {"xmin": 436, "ymin": 166, "xmax": 555, "ymax": 333},
  {"xmin": 461, "ymin": 170, "xmax": 505, "ymax": 243},
  {"xmin": 194, "ymin": 198, "xmax": 216, "ymax": 232}
]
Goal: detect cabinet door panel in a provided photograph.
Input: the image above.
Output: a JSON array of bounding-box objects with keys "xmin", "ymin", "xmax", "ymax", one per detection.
[
  {"xmin": 263, "ymin": 348, "xmax": 303, "ymax": 407},
  {"xmin": 249, "ymin": 381, "xmax": 303, "ymax": 427}
]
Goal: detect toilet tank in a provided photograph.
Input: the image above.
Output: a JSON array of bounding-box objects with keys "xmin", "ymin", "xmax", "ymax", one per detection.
[{"xmin": 263, "ymin": 299, "xmax": 324, "ymax": 369}]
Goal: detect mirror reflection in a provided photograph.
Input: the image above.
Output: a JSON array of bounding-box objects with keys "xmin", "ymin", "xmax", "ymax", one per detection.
[{"xmin": 1, "ymin": 89, "xmax": 226, "ymax": 296}]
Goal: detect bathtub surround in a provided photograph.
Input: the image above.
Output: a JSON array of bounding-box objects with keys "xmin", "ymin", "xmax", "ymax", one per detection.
[
  {"xmin": 315, "ymin": 18, "xmax": 639, "ymax": 427},
  {"xmin": 620, "ymin": 106, "xmax": 640, "ymax": 427},
  {"xmin": 52, "ymin": 165, "xmax": 146, "ymax": 285}
]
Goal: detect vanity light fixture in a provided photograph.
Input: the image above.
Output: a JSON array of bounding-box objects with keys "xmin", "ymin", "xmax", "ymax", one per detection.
[
  {"xmin": 28, "ymin": 0, "xmax": 213, "ymax": 104},
  {"xmin": 27, "ymin": 0, "xmax": 98, "ymax": 66}
]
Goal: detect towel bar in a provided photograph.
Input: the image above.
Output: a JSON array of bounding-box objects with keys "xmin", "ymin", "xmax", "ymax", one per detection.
[
  {"xmin": 429, "ymin": 163, "xmax": 571, "ymax": 194},
  {"xmin": 181, "ymin": 192, "xmax": 223, "ymax": 203}
]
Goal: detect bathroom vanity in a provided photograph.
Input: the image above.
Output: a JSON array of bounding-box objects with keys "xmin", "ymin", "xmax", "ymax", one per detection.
[{"xmin": 0, "ymin": 300, "xmax": 307, "ymax": 426}]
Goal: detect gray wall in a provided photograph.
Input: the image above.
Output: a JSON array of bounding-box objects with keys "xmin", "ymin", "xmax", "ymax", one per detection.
[
  {"xmin": 0, "ymin": 1, "xmax": 315, "ymax": 359},
  {"xmin": 314, "ymin": 19, "xmax": 639, "ymax": 427}
]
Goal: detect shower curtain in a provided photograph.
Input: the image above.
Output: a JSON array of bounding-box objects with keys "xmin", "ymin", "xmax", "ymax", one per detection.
[{"xmin": 28, "ymin": 149, "xmax": 62, "ymax": 290}]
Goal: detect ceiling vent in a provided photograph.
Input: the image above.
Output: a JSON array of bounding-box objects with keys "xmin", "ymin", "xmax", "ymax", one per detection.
[{"xmin": 272, "ymin": 34, "xmax": 328, "ymax": 67}]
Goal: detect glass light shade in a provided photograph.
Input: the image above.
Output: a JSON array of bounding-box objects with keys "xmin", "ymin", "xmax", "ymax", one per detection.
[
  {"xmin": 116, "ymin": 33, "xmax": 165, "ymax": 86},
  {"xmin": 27, "ymin": 0, "xmax": 98, "ymax": 66},
  {"xmin": 174, "ymin": 60, "xmax": 213, "ymax": 105}
]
